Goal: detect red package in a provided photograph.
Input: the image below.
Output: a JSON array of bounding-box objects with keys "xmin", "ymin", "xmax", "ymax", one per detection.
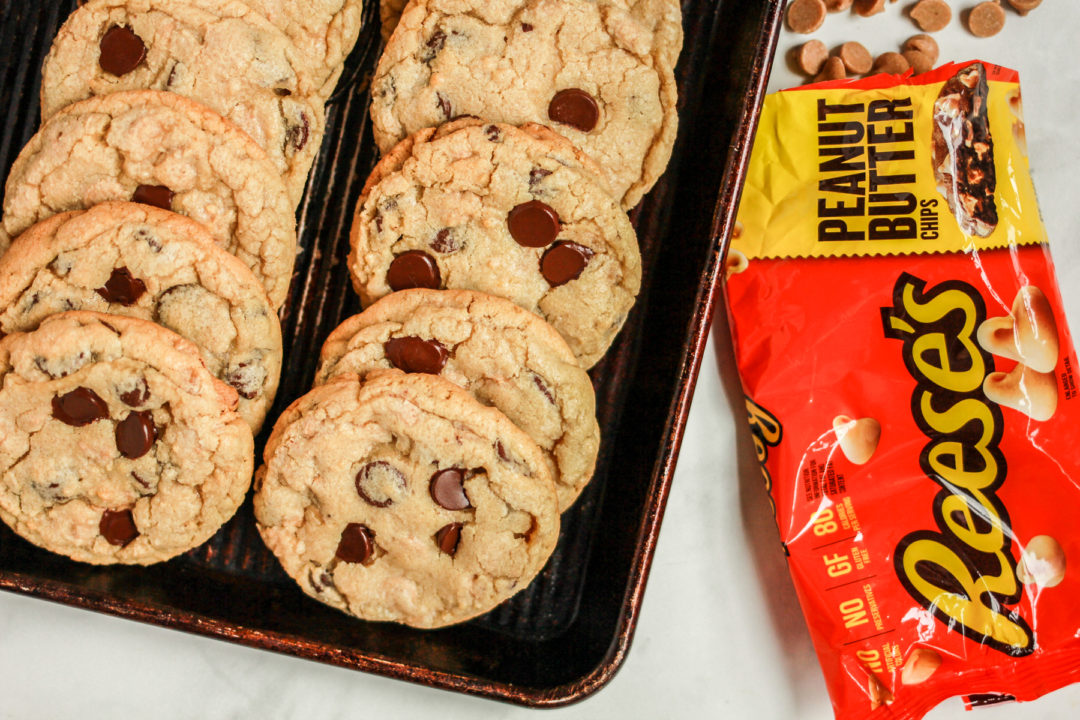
[{"xmin": 726, "ymin": 61, "xmax": 1080, "ymax": 718}]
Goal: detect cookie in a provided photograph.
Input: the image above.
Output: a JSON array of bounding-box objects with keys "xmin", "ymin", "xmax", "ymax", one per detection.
[
  {"xmin": 348, "ymin": 118, "xmax": 642, "ymax": 367},
  {"xmin": 41, "ymin": 0, "xmax": 326, "ymax": 207},
  {"xmin": 369, "ymin": 0, "xmax": 683, "ymax": 209},
  {"xmin": 316, "ymin": 289, "xmax": 600, "ymax": 510},
  {"xmin": 254, "ymin": 371, "xmax": 559, "ymax": 628},
  {"xmin": 0, "ymin": 203, "xmax": 283, "ymax": 432},
  {"xmin": 0, "ymin": 90, "xmax": 297, "ymax": 308},
  {"xmin": 0, "ymin": 312, "xmax": 254, "ymax": 565},
  {"xmin": 240, "ymin": 0, "xmax": 366, "ymax": 97}
]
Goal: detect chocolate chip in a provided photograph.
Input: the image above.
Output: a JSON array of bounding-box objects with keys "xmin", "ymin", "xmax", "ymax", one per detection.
[
  {"xmin": 96, "ymin": 267, "xmax": 146, "ymax": 306},
  {"xmin": 274, "ymin": 87, "xmax": 292, "ymax": 97},
  {"xmin": 165, "ymin": 63, "xmax": 179, "ymax": 89},
  {"xmin": 385, "ymin": 337, "xmax": 448, "ymax": 375},
  {"xmin": 52, "ymin": 387, "xmax": 109, "ymax": 426},
  {"xmin": 533, "ymin": 374, "xmax": 555, "ymax": 404},
  {"xmin": 522, "ymin": 22, "xmax": 534, "ymax": 31},
  {"xmin": 529, "ymin": 167, "xmax": 552, "ymax": 191},
  {"xmin": 485, "ymin": 125, "xmax": 502, "ymax": 142},
  {"xmin": 508, "ymin": 200, "xmax": 560, "ymax": 248},
  {"xmin": 430, "ymin": 228, "xmax": 461, "ymax": 254},
  {"xmin": 309, "ymin": 568, "xmax": 337, "ymax": 593},
  {"xmin": 541, "ymin": 241, "xmax": 593, "ymax": 286},
  {"xmin": 422, "ymin": 29, "xmax": 447, "ymax": 62},
  {"xmin": 430, "ymin": 468, "xmax": 471, "ymax": 510},
  {"xmin": 132, "ymin": 184, "xmax": 173, "ymax": 210},
  {"xmin": 224, "ymin": 362, "xmax": 262, "ymax": 400},
  {"xmin": 120, "ymin": 378, "xmax": 150, "ymax": 407},
  {"xmin": 336, "ymin": 523, "xmax": 375, "ymax": 564},
  {"xmin": 548, "ymin": 89, "xmax": 599, "ymax": 133},
  {"xmin": 355, "ymin": 461, "xmax": 406, "ymax": 507},
  {"xmin": 435, "ymin": 523, "xmax": 463, "ymax": 556},
  {"xmin": 134, "ymin": 228, "xmax": 162, "ymax": 252},
  {"xmin": 100, "ymin": 508, "xmax": 139, "ymax": 547},
  {"xmin": 286, "ymin": 114, "xmax": 310, "ymax": 152},
  {"xmin": 99, "ymin": 25, "xmax": 146, "ymax": 76},
  {"xmin": 495, "ymin": 440, "xmax": 510, "ymax": 462},
  {"xmin": 436, "ymin": 92, "xmax": 452, "ymax": 119},
  {"xmin": 387, "ymin": 251, "xmax": 441, "ymax": 291},
  {"xmin": 115, "ymin": 410, "xmax": 157, "ymax": 459}
]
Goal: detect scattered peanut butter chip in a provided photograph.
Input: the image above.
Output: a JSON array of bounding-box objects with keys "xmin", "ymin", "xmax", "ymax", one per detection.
[
  {"xmin": 787, "ymin": 0, "xmax": 828, "ymax": 34},
  {"xmin": 872, "ymin": 51, "xmax": 911, "ymax": 75},
  {"xmin": 813, "ymin": 56, "xmax": 848, "ymax": 83},
  {"xmin": 903, "ymin": 49, "xmax": 934, "ymax": 74},
  {"xmin": 1007, "ymin": 0, "xmax": 1041, "ymax": 15},
  {"xmin": 903, "ymin": 34, "xmax": 940, "ymax": 64},
  {"xmin": 797, "ymin": 40, "xmax": 830, "ymax": 76},
  {"xmin": 838, "ymin": 42, "xmax": 873, "ymax": 74},
  {"xmin": 825, "ymin": 0, "xmax": 853, "ymax": 10},
  {"xmin": 911, "ymin": 0, "xmax": 952, "ymax": 31},
  {"xmin": 855, "ymin": 0, "xmax": 887, "ymax": 17},
  {"xmin": 725, "ymin": 248, "xmax": 749, "ymax": 278},
  {"xmin": 969, "ymin": 1, "xmax": 1006, "ymax": 37}
]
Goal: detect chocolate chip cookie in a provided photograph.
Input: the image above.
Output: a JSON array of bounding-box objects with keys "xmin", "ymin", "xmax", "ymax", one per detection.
[
  {"xmin": 0, "ymin": 90, "xmax": 297, "ymax": 308},
  {"xmin": 254, "ymin": 371, "xmax": 559, "ymax": 628},
  {"xmin": 316, "ymin": 289, "xmax": 600, "ymax": 510},
  {"xmin": 241, "ymin": 0, "xmax": 366, "ymax": 98},
  {"xmin": 348, "ymin": 118, "xmax": 642, "ymax": 367},
  {"xmin": 0, "ymin": 312, "xmax": 254, "ymax": 565},
  {"xmin": 41, "ymin": 0, "xmax": 326, "ymax": 207},
  {"xmin": 0, "ymin": 203, "xmax": 283, "ymax": 432},
  {"xmin": 369, "ymin": 0, "xmax": 683, "ymax": 209}
]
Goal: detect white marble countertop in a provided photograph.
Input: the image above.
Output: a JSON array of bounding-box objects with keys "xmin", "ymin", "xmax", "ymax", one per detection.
[{"xmin": 4, "ymin": 4, "xmax": 1080, "ymax": 719}]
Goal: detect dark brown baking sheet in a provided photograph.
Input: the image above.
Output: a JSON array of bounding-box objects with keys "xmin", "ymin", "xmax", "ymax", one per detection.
[{"xmin": 0, "ymin": 0, "xmax": 784, "ymax": 706}]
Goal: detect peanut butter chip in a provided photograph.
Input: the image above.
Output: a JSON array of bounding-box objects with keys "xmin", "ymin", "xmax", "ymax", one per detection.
[
  {"xmin": 1007, "ymin": 0, "xmax": 1041, "ymax": 15},
  {"xmin": 903, "ymin": 34, "xmax": 940, "ymax": 64},
  {"xmin": 903, "ymin": 50, "xmax": 934, "ymax": 75},
  {"xmin": 911, "ymin": 0, "xmax": 952, "ymax": 31},
  {"xmin": 873, "ymin": 51, "xmax": 911, "ymax": 75},
  {"xmin": 787, "ymin": 0, "xmax": 827, "ymax": 34},
  {"xmin": 813, "ymin": 56, "xmax": 847, "ymax": 83},
  {"xmin": 797, "ymin": 40, "xmax": 829, "ymax": 76},
  {"xmin": 838, "ymin": 42, "xmax": 873, "ymax": 74},
  {"xmin": 969, "ymin": 1, "xmax": 1006, "ymax": 37},
  {"xmin": 855, "ymin": 0, "xmax": 887, "ymax": 17}
]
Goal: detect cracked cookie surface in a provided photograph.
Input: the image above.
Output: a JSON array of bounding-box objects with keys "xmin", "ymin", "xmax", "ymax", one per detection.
[
  {"xmin": 316, "ymin": 289, "xmax": 600, "ymax": 511},
  {"xmin": 1, "ymin": 90, "xmax": 297, "ymax": 309},
  {"xmin": 369, "ymin": 0, "xmax": 683, "ymax": 209},
  {"xmin": 348, "ymin": 118, "xmax": 641, "ymax": 367},
  {"xmin": 0, "ymin": 312, "xmax": 254, "ymax": 565},
  {"xmin": 240, "ymin": 0, "xmax": 366, "ymax": 97},
  {"xmin": 254, "ymin": 370, "xmax": 559, "ymax": 628},
  {"xmin": 0, "ymin": 203, "xmax": 282, "ymax": 432},
  {"xmin": 42, "ymin": 0, "xmax": 326, "ymax": 207}
]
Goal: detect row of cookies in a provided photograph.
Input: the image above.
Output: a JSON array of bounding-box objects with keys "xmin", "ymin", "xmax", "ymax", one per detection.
[
  {"xmin": 255, "ymin": 287, "xmax": 602, "ymax": 627},
  {"xmin": 249, "ymin": 0, "xmax": 686, "ymax": 626},
  {"xmin": 0, "ymin": 0, "xmax": 368, "ymax": 563}
]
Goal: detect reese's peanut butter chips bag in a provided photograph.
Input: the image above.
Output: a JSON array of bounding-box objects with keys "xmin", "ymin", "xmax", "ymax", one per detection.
[{"xmin": 726, "ymin": 61, "xmax": 1080, "ymax": 719}]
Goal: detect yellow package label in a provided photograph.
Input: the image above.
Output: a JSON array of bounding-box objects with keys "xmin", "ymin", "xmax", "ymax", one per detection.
[{"xmin": 735, "ymin": 62, "xmax": 1042, "ymax": 260}]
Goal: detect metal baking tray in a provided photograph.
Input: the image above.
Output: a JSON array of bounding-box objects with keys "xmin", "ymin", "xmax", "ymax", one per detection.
[{"xmin": 0, "ymin": 0, "xmax": 784, "ymax": 706}]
